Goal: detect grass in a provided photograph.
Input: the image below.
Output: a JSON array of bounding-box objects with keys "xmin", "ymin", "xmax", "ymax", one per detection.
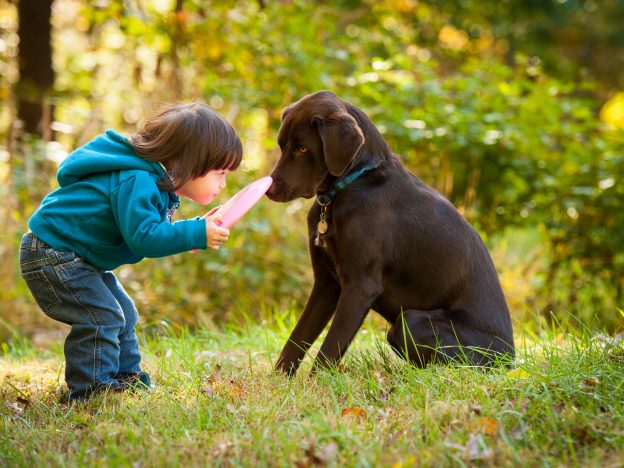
[{"xmin": 0, "ymin": 313, "xmax": 623, "ymax": 467}]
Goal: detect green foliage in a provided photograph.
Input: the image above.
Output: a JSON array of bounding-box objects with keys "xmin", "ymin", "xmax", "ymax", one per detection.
[
  {"xmin": 1, "ymin": 0, "xmax": 623, "ymax": 331},
  {"xmin": 435, "ymin": 0, "xmax": 624, "ymax": 96}
]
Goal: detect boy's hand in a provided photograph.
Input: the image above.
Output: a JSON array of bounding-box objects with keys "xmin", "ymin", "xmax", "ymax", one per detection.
[{"xmin": 205, "ymin": 213, "xmax": 229, "ymax": 250}]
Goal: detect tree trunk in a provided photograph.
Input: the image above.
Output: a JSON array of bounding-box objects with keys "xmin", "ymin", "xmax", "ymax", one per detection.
[
  {"xmin": 17, "ymin": 0, "xmax": 54, "ymax": 138},
  {"xmin": 169, "ymin": 0, "xmax": 185, "ymax": 100}
]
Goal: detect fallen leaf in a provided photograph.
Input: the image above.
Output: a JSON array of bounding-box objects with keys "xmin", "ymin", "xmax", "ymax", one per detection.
[
  {"xmin": 507, "ymin": 368, "xmax": 530, "ymax": 379},
  {"xmin": 212, "ymin": 440, "xmax": 234, "ymax": 458},
  {"xmin": 6, "ymin": 401, "xmax": 24, "ymax": 416},
  {"xmin": 445, "ymin": 433, "xmax": 493, "ymax": 462},
  {"xmin": 594, "ymin": 332, "xmax": 623, "ymax": 346},
  {"xmin": 318, "ymin": 441, "xmax": 338, "ymax": 463},
  {"xmin": 476, "ymin": 417, "xmax": 499, "ymax": 436},
  {"xmin": 16, "ymin": 397, "xmax": 31, "ymax": 409},
  {"xmin": 581, "ymin": 376, "xmax": 600, "ymax": 388},
  {"xmin": 206, "ymin": 365, "xmax": 223, "ymax": 384},
  {"xmin": 609, "ymin": 349, "xmax": 624, "ymax": 363},
  {"xmin": 200, "ymin": 385, "xmax": 214, "ymax": 397},
  {"xmin": 200, "ymin": 366, "xmax": 224, "ymax": 397},
  {"xmin": 341, "ymin": 407, "xmax": 368, "ymax": 419},
  {"xmin": 295, "ymin": 434, "xmax": 338, "ymax": 467},
  {"xmin": 466, "ymin": 434, "xmax": 493, "ymax": 461},
  {"xmin": 227, "ymin": 380, "xmax": 245, "ymax": 399},
  {"xmin": 376, "ymin": 407, "xmax": 391, "ymax": 421}
]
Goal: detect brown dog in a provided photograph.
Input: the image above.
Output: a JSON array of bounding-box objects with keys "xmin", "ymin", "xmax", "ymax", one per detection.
[{"xmin": 267, "ymin": 90, "xmax": 514, "ymax": 375}]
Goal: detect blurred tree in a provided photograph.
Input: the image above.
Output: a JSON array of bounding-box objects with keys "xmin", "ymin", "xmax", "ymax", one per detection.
[
  {"xmin": 16, "ymin": 0, "xmax": 54, "ymax": 138},
  {"xmin": 2, "ymin": 0, "xmax": 623, "ymax": 334},
  {"xmin": 435, "ymin": 0, "xmax": 624, "ymax": 98}
]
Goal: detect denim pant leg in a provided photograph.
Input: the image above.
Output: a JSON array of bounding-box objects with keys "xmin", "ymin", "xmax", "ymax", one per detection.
[
  {"xmin": 101, "ymin": 271, "xmax": 142, "ymax": 374},
  {"xmin": 19, "ymin": 233, "xmax": 125, "ymax": 398}
]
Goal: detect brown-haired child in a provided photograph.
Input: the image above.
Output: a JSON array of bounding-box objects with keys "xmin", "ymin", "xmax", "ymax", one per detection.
[{"xmin": 20, "ymin": 103, "xmax": 241, "ymax": 401}]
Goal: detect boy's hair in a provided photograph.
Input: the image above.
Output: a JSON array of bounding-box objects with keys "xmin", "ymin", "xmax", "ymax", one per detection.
[{"xmin": 128, "ymin": 103, "xmax": 243, "ymax": 192}]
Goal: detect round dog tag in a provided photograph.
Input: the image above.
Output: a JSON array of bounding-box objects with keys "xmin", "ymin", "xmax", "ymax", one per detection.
[{"xmin": 317, "ymin": 219, "xmax": 328, "ymax": 234}]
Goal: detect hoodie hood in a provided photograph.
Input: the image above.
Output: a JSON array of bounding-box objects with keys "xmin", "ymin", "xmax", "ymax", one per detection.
[{"xmin": 57, "ymin": 129, "xmax": 165, "ymax": 186}]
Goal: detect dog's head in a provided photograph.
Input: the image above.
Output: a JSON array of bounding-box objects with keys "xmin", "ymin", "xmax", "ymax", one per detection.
[{"xmin": 266, "ymin": 90, "xmax": 370, "ymax": 202}]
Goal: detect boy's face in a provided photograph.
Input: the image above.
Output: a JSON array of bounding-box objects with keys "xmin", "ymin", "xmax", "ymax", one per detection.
[{"xmin": 177, "ymin": 169, "xmax": 229, "ymax": 205}]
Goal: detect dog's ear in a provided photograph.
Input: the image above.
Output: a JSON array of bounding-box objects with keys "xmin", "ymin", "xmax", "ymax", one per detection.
[
  {"xmin": 281, "ymin": 105, "xmax": 293, "ymax": 122},
  {"xmin": 312, "ymin": 113, "xmax": 365, "ymax": 176}
]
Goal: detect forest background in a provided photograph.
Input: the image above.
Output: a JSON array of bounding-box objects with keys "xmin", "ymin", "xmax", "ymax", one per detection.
[{"xmin": 1, "ymin": 0, "xmax": 623, "ymax": 342}]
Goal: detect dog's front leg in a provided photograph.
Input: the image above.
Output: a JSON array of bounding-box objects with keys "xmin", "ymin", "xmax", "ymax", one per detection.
[
  {"xmin": 311, "ymin": 279, "xmax": 381, "ymax": 373},
  {"xmin": 275, "ymin": 278, "xmax": 340, "ymax": 376}
]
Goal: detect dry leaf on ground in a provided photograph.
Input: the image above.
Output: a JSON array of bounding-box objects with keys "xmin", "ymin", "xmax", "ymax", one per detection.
[
  {"xmin": 341, "ymin": 407, "xmax": 368, "ymax": 419},
  {"xmin": 475, "ymin": 417, "xmax": 499, "ymax": 437},
  {"xmin": 295, "ymin": 434, "xmax": 338, "ymax": 467}
]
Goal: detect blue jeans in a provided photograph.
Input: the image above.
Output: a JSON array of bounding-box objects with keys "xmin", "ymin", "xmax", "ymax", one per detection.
[{"xmin": 19, "ymin": 232, "xmax": 143, "ymax": 399}]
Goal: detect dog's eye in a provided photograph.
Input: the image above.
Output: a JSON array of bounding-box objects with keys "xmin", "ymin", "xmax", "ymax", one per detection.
[{"xmin": 297, "ymin": 146, "xmax": 308, "ymax": 153}]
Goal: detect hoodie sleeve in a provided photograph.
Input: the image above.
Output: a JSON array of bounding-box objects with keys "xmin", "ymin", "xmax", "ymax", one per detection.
[{"xmin": 110, "ymin": 171, "xmax": 207, "ymax": 257}]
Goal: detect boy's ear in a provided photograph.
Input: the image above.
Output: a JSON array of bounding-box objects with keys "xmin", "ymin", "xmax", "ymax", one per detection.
[{"xmin": 312, "ymin": 113, "xmax": 365, "ymax": 176}]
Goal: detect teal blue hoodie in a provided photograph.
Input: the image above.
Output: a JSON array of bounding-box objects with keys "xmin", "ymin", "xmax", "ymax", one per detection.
[{"xmin": 28, "ymin": 129, "xmax": 207, "ymax": 270}]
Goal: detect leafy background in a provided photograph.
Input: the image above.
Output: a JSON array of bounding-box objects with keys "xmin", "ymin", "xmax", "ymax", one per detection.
[{"xmin": 1, "ymin": 0, "xmax": 623, "ymax": 340}]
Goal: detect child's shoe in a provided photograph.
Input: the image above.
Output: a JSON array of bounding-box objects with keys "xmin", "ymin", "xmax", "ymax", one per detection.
[
  {"xmin": 61, "ymin": 380, "xmax": 128, "ymax": 403},
  {"xmin": 115, "ymin": 371, "xmax": 152, "ymax": 390}
]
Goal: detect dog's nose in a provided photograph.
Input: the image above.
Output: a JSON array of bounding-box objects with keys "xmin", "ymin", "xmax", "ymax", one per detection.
[
  {"xmin": 265, "ymin": 177, "xmax": 284, "ymax": 201},
  {"xmin": 265, "ymin": 181, "xmax": 277, "ymax": 199}
]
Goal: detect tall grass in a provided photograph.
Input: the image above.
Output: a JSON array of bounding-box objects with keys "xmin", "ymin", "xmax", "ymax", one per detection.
[{"xmin": 1, "ymin": 313, "xmax": 623, "ymax": 466}]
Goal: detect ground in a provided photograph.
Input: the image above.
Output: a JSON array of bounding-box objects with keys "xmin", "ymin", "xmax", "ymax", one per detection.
[{"xmin": 1, "ymin": 317, "xmax": 623, "ymax": 466}]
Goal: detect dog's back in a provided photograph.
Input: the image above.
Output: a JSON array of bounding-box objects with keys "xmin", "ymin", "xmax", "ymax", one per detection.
[{"xmin": 312, "ymin": 153, "xmax": 514, "ymax": 352}]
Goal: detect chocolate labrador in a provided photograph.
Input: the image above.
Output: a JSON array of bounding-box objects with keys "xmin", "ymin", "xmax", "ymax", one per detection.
[{"xmin": 266, "ymin": 90, "xmax": 514, "ymax": 375}]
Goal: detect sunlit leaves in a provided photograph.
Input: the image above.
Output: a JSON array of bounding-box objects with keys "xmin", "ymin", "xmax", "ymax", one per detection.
[
  {"xmin": 3, "ymin": 0, "xmax": 624, "ymax": 328},
  {"xmin": 601, "ymin": 92, "xmax": 624, "ymax": 129}
]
